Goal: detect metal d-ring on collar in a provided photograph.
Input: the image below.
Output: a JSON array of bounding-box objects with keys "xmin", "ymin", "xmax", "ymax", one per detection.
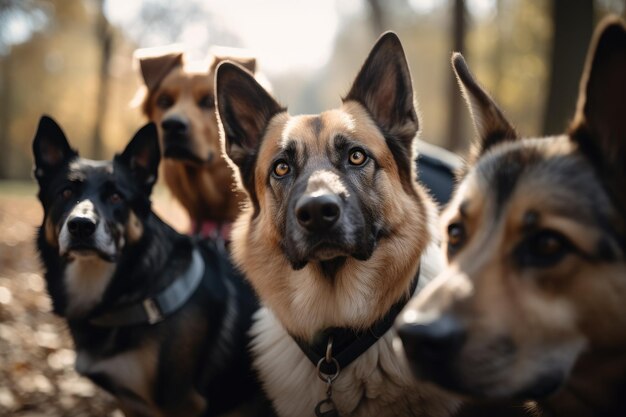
[{"xmin": 315, "ymin": 336, "xmax": 340, "ymax": 417}]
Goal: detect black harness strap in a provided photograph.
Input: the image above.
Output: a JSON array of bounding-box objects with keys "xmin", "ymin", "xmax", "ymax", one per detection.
[
  {"xmin": 293, "ymin": 264, "xmax": 420, "ymax": 375},
  {"xmin": 90, "ymin": 249, "xmax": 205, "ymax": 327}
]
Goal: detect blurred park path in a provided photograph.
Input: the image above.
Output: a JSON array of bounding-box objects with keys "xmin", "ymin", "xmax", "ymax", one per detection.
[{"xmin": 0, "ymin": 180, "xmax": 188, "ymax": 417}]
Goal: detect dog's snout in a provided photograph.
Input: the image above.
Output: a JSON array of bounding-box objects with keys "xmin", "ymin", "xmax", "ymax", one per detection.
[
  {"xmin": 67, "ymin": 216, "xmax": 97, "ymax": 239},
  {"xmin": 161, "ymin": 117, "xmax": 189, "ymax": 135},
  {"xmin": 397, "ymin": 314, "xmax": 466, "ymax": 361},
  {"xmin": 295, "ymin": 193, "xmax": 341, "ymax": 231}
]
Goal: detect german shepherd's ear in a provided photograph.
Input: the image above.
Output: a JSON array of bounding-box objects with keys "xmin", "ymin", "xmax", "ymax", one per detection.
[
  {"xmin": 569, "ymin": 17, "xmax": 626, "ymax": 212},
  {"xmin": 452, "ymin": 53, "xmax": 518, "ymax": 158},
  {"xmin": 215, "ymin": 61, "xmax": 284, "ymax": 170},
  {"xmin": 344, "ymin": 32, "xmax": 419, "ymax": 149},
  {"xmin": 116, "ymin": 123, "xmax": 161, "ymax": 193},
  {"xmin": 32, "ymin": 115, "xmax": 77, "ymax": 182},
  {"xmin": 138, "ymin": 51, "xmax": 183, "ymax": 92}
]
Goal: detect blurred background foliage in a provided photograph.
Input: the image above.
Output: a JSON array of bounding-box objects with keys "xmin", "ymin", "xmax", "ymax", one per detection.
[{"xmin": 0, "ymin": 0, "xmax": 624, "ymax": 180}]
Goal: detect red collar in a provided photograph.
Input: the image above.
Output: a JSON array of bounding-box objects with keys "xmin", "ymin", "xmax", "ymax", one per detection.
[{"xmin": 190, "ymin": 220, "xmax": 232, "ymax": 241}]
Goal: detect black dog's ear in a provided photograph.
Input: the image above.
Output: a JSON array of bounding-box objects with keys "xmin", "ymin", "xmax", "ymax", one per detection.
[
  {"xmin": 452, "ymin": 53, "xmax": 518, "ymax": 158},
  {"xmin": 344, "ymin": 32, "xmax": 419, "ymax": 149},
  {"xmin": 569, "ymin": 16, "xmax": 626, "ymax": 212},
  {"xmin": 216, "ymin": 61, "xmax": 284, "ymax": 171},
  {"xmin": 116, "ymin": 123, "xmax": 161, "ymax": 192},
  {"xmin": 32, "ymin": 115, "xmax": 77, "ymax": 181}
]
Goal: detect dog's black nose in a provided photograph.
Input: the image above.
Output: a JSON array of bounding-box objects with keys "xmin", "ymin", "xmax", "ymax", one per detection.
[
  {"xmin": 295, "ymin": 193, "xmax": 341, "ymax": 231},
  {"xmin": 397, "ymin": 314, "xmax": 466, "ymax": 361},
  {"xmin": 161, "ymin": 117, "xmax": 189, "ymax": 135},
  {"xmin": 67, "ymin": 216, "xmax": 97, "ymax": 239}
]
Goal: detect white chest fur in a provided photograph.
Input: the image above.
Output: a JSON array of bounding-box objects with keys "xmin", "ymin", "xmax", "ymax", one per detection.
[{"xmin": 64, "ymin": 255, "xmax": 115, "ymax": 318}]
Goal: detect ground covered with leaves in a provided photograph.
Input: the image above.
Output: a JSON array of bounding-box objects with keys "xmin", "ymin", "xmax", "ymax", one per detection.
[{"xmin": 0, "ymin": 183, "xmax": 187, "ymax": 417}]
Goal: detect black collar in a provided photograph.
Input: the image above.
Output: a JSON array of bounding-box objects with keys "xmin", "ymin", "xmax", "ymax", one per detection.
[
  {"xmin": 89, "ymin": 249, "xmax": 205, "ymax": 327},
  {"xmin": 293, "ymin": 264, "xmax": 420, "ymax": 375}
]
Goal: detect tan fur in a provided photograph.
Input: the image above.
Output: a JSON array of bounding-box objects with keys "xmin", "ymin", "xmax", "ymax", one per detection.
[
  {"xmin": 126, "ymin": 210, "xmax": 144, "ymax": 243},
  {"xmin": 44, "ymin": 215, "xmax": 58, "ymax": 248},
  {"xmin": 73, "ymin": 340, "xmax": 205, "ymax": 417}
]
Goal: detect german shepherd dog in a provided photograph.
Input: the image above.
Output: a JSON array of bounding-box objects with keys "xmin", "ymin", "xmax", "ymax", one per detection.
[
  {"xmin": 33, "ymin": 117, "xmax": 269, "ymax": 417},
  {"xmin": 136, "ymin": 47, "xmax": 262, "ymax": 237},
  {"xmin": 215, "ymin": 32, "xmax": 459, "ymax": 417},
  {"xmin": 396, "ymin": 17, "xmax": 626, "ymax": 417}
]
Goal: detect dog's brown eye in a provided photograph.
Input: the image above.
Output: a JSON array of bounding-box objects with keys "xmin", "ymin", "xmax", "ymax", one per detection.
[
  {"xmin": 516, "ymin": 230, "xmax": 572, "ymax": 268},
  {"xmin": 198, "ymin": 94, "xmax": 214, "ymax": 109},
  {"xmin": 528, "ymin": 231, "xmax": 570, "ymax": 262},
  {"xmin": 62, "ymin": 188, "xmax": 73, "ymax": 200},
  {"xmin": 156, "ymin": 94, "xmax": 174, "ymax": 109},
  {"xmin": 109, "ymin": 193, "xmax": 122, "ymax": 204},
  {"xmin": 447, "ymin": 223, "xmax": 466, "ymax": 248},
  {"xmin": 273, "ymin": 160, "xmax": 290, "ymax": 177},
  {"xmin": 349, "ymin": 149, "xmax": 367, "ymax": 166},
  {"xmin": 535, "ymin": 234, "xmax": 562, "ymax": 256}
]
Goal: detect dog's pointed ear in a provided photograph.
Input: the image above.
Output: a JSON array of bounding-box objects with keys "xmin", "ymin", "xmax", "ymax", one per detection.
[
  {"xmin": 569, "ymin": 17, "xmax": 626, "ymax": 209},
  {"xmin": 216, "ymin": 61, "xmax": 284, "ymax": 170},
  {"xmin": 32, "ymin": 115, "xmax": 77, "ymax": 181},
  {"xmin": 344, "ymin": 32, "xmax": 419, "ymax": 147},
  {"xmin": 117, "ymin": 123, "xmax": 161, "ymax": 192},
  {"xmin": 138, "ymin": 51, "xmax": 183, "ymax": 91},
  {"xmin": 452, "ymin": 53, "xmax": 518, "ymax": 157}
]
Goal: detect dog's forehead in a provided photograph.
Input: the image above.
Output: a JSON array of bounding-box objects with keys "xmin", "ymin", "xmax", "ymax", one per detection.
[
  {"xmin": 258, "ymin": 103, "xmax": 392, "ymax": 165},
  {"xmin": 454, "ymin": 135, "xmax": 610, "ymax": 226},
  {"xmin": 65, "ymin": 158, "xmax": 118, "ymax": 184},
  {"xmin": 159, "ymin": 66, "xmax": 211, "ymax": 91}
]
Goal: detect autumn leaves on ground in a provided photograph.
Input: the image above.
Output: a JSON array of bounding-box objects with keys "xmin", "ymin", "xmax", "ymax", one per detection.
[{"xmin": 0, "ymin": 182, "xmax": 187, "ymax": 417}]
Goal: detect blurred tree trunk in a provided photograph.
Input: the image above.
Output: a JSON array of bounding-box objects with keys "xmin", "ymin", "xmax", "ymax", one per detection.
[
  {"xmin": 447, "ymin": 0, "xmax": 467, "ymax": 152},
  {"xmin": 542, "ymin": 0, "xmax": 593, "ymax": 135},
  {"xmin": 493, "ymin": 0, "xmax": 504, "ymax": 98},
  {"xmin": 0, "ymin": 57, "xmax": 11, "ymax": 178},
  {"xmin": 92, "ymin": 0, "xmax": 112, "ymax": 159}
]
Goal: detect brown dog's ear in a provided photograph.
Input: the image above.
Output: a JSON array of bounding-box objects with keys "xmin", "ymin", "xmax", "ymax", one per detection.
[
  {"xmin": 569, "ymin": 17, "xmax": 626, "ymax": 209},
  {"xmin": 452, "ymin": 53, "xmax": 518, "ymax": 158},
  {"xmin": 344, "ymin": 32, "xmax": 419, "ymax": 148},
  {"xmin": 137, "ymin": 51, "xmax": 183, "ymax": 91},
  {"xmin": 216, "ymin": 61, "xmax": 284, "ymax": 171},
  {"xmin": 209, "ymin": 46, "xmax": 257, "ymax": 74}
]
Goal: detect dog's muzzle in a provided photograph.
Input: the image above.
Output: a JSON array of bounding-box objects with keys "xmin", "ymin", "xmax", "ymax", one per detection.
[
  {"xmin": 284, "ymin": 178, "xmax": 376, "ymax": 269},
  {"xmin": 59, "ymin": 200, "xmax": 117, "ymax": 261},
  {"xmin": 161, "ymin": 116, "xmax": 210, "ymax": 165}
]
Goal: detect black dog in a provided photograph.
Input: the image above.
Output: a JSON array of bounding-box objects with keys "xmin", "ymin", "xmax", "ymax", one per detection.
[{"xmin": 33, "ymin": 116, "xmax": 271, "ymax": 417}]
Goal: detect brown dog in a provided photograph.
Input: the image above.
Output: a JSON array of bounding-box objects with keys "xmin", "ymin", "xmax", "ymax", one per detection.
[
  {"xmin": 136, "ymin": 46, "xmax": 261, "ymax": 237},
  {"xmin": 397, "ymin": 16, "xmax": 626, "ymax": 417}
]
